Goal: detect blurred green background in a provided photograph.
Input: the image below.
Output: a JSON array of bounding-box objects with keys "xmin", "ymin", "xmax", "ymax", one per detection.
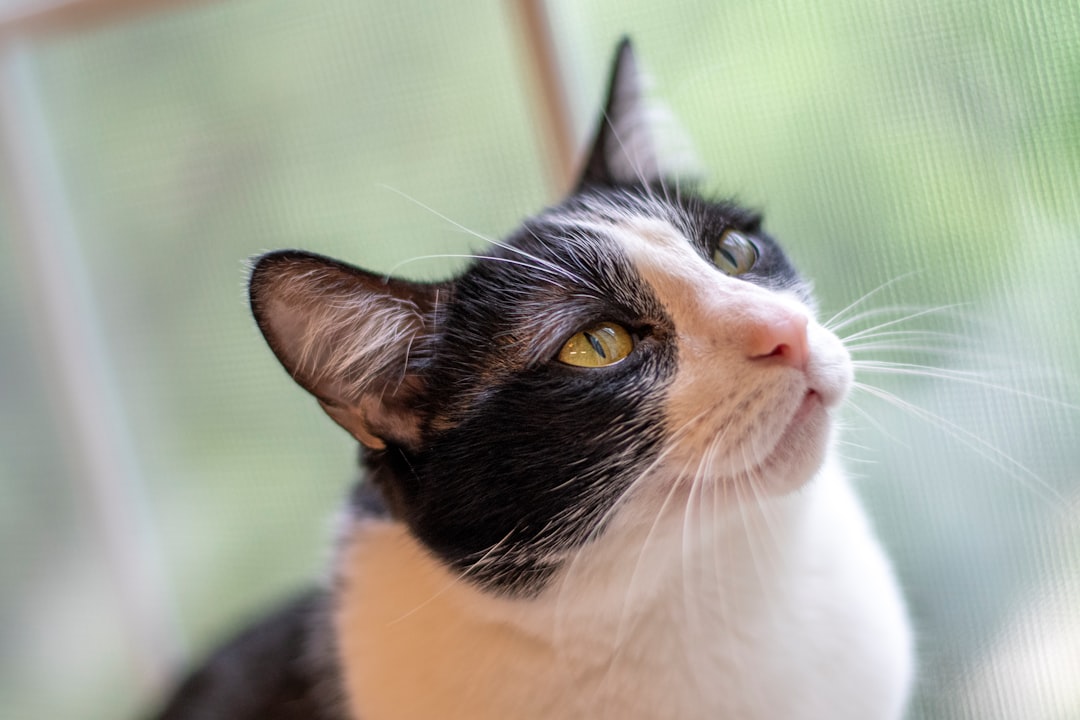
[{"xmin": 1, "ymin": 1, "xmax": 1078, "ymax": 718}]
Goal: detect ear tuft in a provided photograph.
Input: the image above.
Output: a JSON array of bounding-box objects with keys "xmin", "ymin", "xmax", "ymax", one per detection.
[{"xmin": 249, "ymin": 251, "xmax": 438, "ymax": 449}]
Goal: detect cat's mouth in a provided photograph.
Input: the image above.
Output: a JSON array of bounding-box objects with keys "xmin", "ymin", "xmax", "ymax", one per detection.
[
  {"xmin": 790, "ymin": 389, "xmax": 821, "ymax": 426},
  {"xmin": 769, "ymin": 389, "xmax": 826, "ymax": 457}
]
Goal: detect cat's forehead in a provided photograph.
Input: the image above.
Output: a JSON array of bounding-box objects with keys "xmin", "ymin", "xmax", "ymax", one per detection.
[
  {"xmin": 503, "ymin": 188, "xmax": 805, "ymax": 308},
  {"xmin": 543, "ymin": 199, "xmax": 711, "ymax": 297},
  {"xmin": 588, "ymin": 214, "xmax": 755, "ymax": 318}
]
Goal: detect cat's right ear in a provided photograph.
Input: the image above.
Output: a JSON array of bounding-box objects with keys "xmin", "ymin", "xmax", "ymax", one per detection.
[{"xmin": 249, "ymin": 251, "xmax": 440, "ymax": 451}]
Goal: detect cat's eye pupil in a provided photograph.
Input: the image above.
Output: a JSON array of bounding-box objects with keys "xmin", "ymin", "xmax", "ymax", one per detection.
[
  {"xmin": 584, "ymin": 331, "xmax": 608, "ymax": 359},
  {"xmin": 558, "ymin": 322, "xmax": 633, "ymax": 368},
  {"xmin": 713, "ymin": 230, "xmax": 759, "ymax": 276},
  {"xmin": 716, "ymin": 246, "xmax": 739, "ymax": 269}
]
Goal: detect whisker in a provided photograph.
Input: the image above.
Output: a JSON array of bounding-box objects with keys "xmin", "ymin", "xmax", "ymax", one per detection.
[
  {"xmin": 852, "ymin": 361, "xmax": 1080, "ymax": 412},
  {"xmin": 828, "ymin": 304, "xmax": 934, "ymax": 335},
  {"xmin": 842, "ymin": 328, "xmax": 960, "ymax": 344},
  {"xmin": 609, "ymin": 415, "xmax": 713, "ymax": 607},
  {"xmin": 840, "ymin": 304, "xmax": 970, "ymax": 344},
  {"xmin": 550, "ymin": 412, "xmax": 708, "ymax": 649},
  {"xmin": 600, "ymin": 108, "xmax": 660, "ymax": 203},
  {"xmin": 379, "ymin": 183, "xmax": 494, "ymax": 244},
  {"xmin": 822, "ymin": 272, "xmax": 921, "ymax": 330},
  {"xmin": 678, "ymin": 445, "xmax": 713, "ymax": 697},
  {"xmin": 846, "ymin": 342, "xmax": 968, "ymax": 357},
  {"xmin": 581, "ymin": 440, "xmax": 705, "ymax": 711},
  {"xmin": 835, "ymin": 437, "xmax": 879, "ymax": 454},
  {"xmin": 386, "ymin": 252, "xmax": 512, "ymax": 274},
  {"xmin": 379, "ymin": 184, "xmax": 586, "ymax": 287},
  {"xmin": 852, "ymin": 382, "xmax": 1069, "ymax": 512},
  {"xmin": 854, "ymin": 360, "xmax": 986, "ymax": 379},
  {"xmin": 490, "ymin": 233, "xmax": 588, "ymax": 286},
  {"xmin": 731, "ymin": 475, "xmax": 770, "ymax": 611},
  {"xmin": 740, "ymin": 438, "xmax": 783, "ymax": 575},
  {"xmin": 383, "ymin": 526, "xmax": 519, "ymax": 626},
  {"xmin": 706, "ymin": 440, "xmax": 731, "ymax": 634}
]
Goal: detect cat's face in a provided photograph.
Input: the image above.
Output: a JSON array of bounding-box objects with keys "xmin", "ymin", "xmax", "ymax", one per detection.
[{"xmin": 249, "ymin": 41, "xmax": 852, "ymax": 595}]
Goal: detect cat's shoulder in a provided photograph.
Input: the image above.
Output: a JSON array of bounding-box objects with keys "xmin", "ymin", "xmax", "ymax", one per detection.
[{"xmin": 150, "ymin": 590, "xmax": 345, "ymax": 720}]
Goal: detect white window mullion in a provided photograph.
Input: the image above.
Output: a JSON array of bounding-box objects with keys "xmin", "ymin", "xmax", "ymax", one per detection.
[{"xmin": 0, "ymin": 35, "xmax": 182, "ymax": 692}]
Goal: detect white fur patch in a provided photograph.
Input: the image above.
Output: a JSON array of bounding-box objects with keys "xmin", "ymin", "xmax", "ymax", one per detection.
[
  {"xmin": 336, "ymin": 461, "xmax": 912, "ymax": 719},
  {"xmin": 612, "ymin": 213, "xmax": 853, "ymax": 493},
  {"xmin": 334, "ymin": 209, "xmax": 912, "ymax": 719}
]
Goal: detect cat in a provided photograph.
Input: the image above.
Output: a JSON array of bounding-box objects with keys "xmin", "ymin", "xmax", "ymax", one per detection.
[{"xmin": 152, "ymin": 38, "xmax": 914, "ymax": 720}]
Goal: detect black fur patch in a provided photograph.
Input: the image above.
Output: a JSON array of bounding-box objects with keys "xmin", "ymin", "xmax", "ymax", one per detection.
[
  {"xmin": 149, "ymin": 591, "xmax": 344, "ymax": 720},
  {"xmin": 382, "ymin": 209, "xmax": 679, "ymax": 594}
]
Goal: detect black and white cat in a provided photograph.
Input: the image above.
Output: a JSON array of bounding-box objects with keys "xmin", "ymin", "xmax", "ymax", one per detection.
[{"xmin": 154, "ymin": 39, "xmax": 913, "ymax": 720}]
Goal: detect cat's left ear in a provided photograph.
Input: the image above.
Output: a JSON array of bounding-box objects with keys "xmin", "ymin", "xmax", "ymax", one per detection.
[
  {"xmin": 249, "ymin": 251, "xmax": 440, "ymax": 451},
  {"xmin": 576, "ymin": 38, "xmax": 701, "ymax": 189}
]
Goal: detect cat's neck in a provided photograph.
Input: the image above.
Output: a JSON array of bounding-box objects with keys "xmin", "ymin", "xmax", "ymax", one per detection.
[{"xmin": 332, "ymin": 456, "xmax": 911, "ymax": 720}]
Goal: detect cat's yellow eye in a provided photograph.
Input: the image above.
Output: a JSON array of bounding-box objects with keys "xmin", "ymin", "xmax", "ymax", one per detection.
[
  {"xmin": 558, "ymin": 322, "xmax": 634, "ymax": 368},
  {"xmin": 713, "ymin": 230, "xmax": 760, "ymax": 276}
]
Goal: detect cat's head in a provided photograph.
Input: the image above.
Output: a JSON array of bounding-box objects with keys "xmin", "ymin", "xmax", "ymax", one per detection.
[{"xmin": 249, "ymin": 40, "xmax": 852, "ymax": 594}]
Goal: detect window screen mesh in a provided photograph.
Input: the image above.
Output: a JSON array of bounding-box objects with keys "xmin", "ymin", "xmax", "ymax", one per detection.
[
  {"xmin": 564, "ymin": 3, "xmax": 1080, "ymax": 715},
  {"xmin": 1, "ymin": 1, "xmax": 1078, "ymax": 718}
]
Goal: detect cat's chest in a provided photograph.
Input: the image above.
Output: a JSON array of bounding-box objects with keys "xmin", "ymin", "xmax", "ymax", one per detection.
[
  {"xmin": 332, "ymin": 521, "xmax": 733, "ymax": 719},
  {"xmin": 332, "ymin": 465, "xmax": 912, "ymax": 720}
]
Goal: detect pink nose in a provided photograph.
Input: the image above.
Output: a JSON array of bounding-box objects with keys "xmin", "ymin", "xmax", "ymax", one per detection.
[{"xmin": 746, "ymin": 311, "xmax": 810, "ymax": 371}]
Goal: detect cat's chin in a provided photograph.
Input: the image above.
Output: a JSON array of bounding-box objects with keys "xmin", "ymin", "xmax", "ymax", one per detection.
[
  {"xmin": 735, "ymin": 390, "xmax": 833, "ymax": 496},
  {"xmin": 699, "ymin": 388, "xmax": 833, "ymax": 500}
]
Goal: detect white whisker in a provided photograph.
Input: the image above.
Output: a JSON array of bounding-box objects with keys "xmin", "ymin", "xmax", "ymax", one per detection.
[
  {"xmin": 852, "ymin": 361, "xmax": 1080, "ymax": 412},
  {"xmin": 822, "ymin": 272, "xmax": 921, "ymax": 330},
  {"xmin": 378, "ymin": 183, "xmax": 495, "ymax": 243},
  {"xmin": 840, "ymin": 304, "xmax": 969, "ymax": 344},
  {"xmin": 853, "ymin": 381, "xmax": 1069, "ymax": 511},
  {"xmin": 384, "ymin": 526, "xmax": 519, "ymax": 626}
]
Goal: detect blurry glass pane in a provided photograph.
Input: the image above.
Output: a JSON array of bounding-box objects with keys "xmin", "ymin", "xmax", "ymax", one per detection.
[
  {"xmin": 12, "ymin": 1, "xmax": 545, "ymax": 716},
  {"xmin": 0, "ymin": 197, "xmax": 138, "ymax": 716},
  {"xmin": 559, "ymin": 0, "xmax": 1080, "ymax": 718}
]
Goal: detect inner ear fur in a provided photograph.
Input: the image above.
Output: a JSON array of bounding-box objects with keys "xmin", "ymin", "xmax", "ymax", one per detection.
[{"xmin": 249, "ymin": 250, "xmax": 442, "ymax": 450}]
